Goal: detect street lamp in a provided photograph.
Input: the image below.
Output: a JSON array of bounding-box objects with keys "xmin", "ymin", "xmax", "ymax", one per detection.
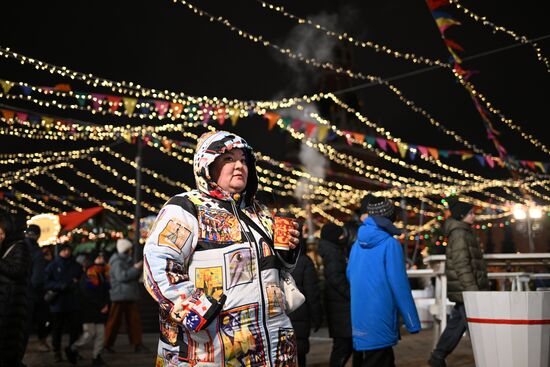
[{"xmin": 512, "ymin": 203, "xmax": 543, "ymax": 252}]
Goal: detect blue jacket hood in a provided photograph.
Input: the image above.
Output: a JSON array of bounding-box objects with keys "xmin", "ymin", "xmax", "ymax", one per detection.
[{"xmin": 358, "ymin": 216, "xmax": 402, "ymax": 249}]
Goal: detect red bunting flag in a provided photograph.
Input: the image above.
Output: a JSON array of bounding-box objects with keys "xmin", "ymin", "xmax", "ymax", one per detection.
[
  {"xmin": 386, "ymin": 140, "xmax": 398, "ymax": 153},
  {"xmin": 53, "ymin": 84, "xmax": 71, "ymax": 92},
  {"xmin": 91, "ymin": 94, "xmax": 106, "ymax": 110},
  {"xmin": 106, "ymin": 96, "xmax": 122, "ymax": 112},
  {"xmin": 426, "ymin": 0, "xmax": 449, "ymax": 11},
  {"xmin": 305, "ymin": 122, "xmax": 317, "ymax": 137}
]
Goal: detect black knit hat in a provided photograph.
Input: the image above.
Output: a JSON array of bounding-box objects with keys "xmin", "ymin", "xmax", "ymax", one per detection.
[
  {"xmin": 360, "ymin": 194, "xmax": 376, "ymax": 214},
  {"xmin": 447, "ymin": 198, "xmax": 474, "ymax": 220},
  {"xmin": 320, "ymin": 222, "xmax": 343, "ymax": 244},
  {"xmin": 367, "ymin": 197, "xmax": 394, "ymax": 219},
  {"xmin": 26, "ymin": 224, "xmax": 41, "ymax": 237}
]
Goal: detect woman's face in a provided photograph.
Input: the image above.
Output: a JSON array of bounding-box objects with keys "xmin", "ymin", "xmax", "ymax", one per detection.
[{"xmin": 210, "ymin": 149, "xmax": 248, "ymax": 193}]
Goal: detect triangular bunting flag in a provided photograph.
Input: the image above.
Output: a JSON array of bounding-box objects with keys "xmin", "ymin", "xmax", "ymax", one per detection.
[
  {"xmin": 230, "ymin": 109, "xmax": 239, "ymax": 126},
  {"xmin": 123, "ymin": 97, "xmax": 138, "ymax": 116},
  {"xmin": 365, "ymin": 136, "xmax": 376, "ymax": 146},
  {"xmin": 344, "ymin": 133, "xmax": 353, "ymax": 146},
  {"xmin": 53, "ymin": 83, "xmax": 71, "ymax": 92},
  {"xmin": 352, "ymin": 132, "xmax": 365, "ymax": 144},
  {"xmin": 485, "ymin": 155, "xmax": 495, "ymax": 168},
  {"xmin": 291, "ymin": 119, "xmax": 304, "ymax": 131},
  {"xmin": 387, "ymin": 140, "xmax": 398, "ymax": 153},
  {"xmin": 534, "ymin": 162, "xmax": 546, "ymax": 173},
  {"xmin": 397, "ymin": 142, "xmax": 408, "ymax": 158},
  {"xmin": 20, "ymin": 86, "xmax": 32, "ymax": 96},
  {"xmin": 0, "ymin": 80, "xmax": 15, "ymax": 94},
  {"xmin": 1, "ymin": 109, "xmax": 15, "ymax": 121},
  {"xmin": 526, "ymin": 161, "xmax": 536, "ymax": 170},
  {"xmin": 216, "ymin": 107, "xmax": 227, "ymax": 125},
  {"xmin": 428, "ymin": 147, "xmax": 439, "ymax": 160},
  {"xmin": 475, "ymin": 155, "xmax": 486, "ymax": 167},
  {"xmin": 106, "ymin": 95, "xmax": 122, "ymax": 112},
  {"xmin": 444, "ymin": 38, "xmax": 464, "ymax": 52},
  {"xmin": 264, "ymin": 112, "xmax": 280, "ymax": 131},
  {"xmin": 154, "ymin": 101, "xmax": 170, "ymax": 117},
  {"xmin": 439, "ymin": 150, "xmax": 449, "ymax": 158},
  {"xmin": 317, "ymin": 125, "xmax": 329, "ymax": 142},
  {"xmin": 74, "ymin": 93, "xmax": 87, "ymax": 107},
  {"xmin": 417, "ymin": 146, "xmax": 429, "ymax": 157},
  {"xmin": 42, "ymin": 117, "xmax": 54, "ymax": 131},
  {"xmin": 15, "ymin": 112, "xmax": 27, "ymax": 122},
  {"xmin": 462, "ymin": 153, "xmax": 474, "ymax": 160},
  {"xmin": 376, "ymin": 138, "xmax": 387, "ymax": 151},
  {"xmin": 281, "ymin": 117, "xmax": 292, "ymax": 127},
  {"xmin": 305, "ymin": 123, "xmax": 317, "ymax": 138},
  {"xmin": 169, "ymin": 102, "xmax": 183, "ymax": 118},
  {"xmin": 409, "ymin": 146, "xmax": 417, "ymax": 160},
  {"xmin": 91, "ymin": 94, "xmax": 106, "ymax": 110},
  {"xmin": 426, "ymin": 0, "xmax": 449, "ymax": 11},
  {"xmin": 201, "ymin": 106, "xmax": 212, "ymax": 125}
]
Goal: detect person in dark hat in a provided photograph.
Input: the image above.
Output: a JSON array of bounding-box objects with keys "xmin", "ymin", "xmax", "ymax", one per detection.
[
  {"xmin": 318, "ymin": 222, "xmax": 353, "ymax": 367},
  {"xmin": 428, "ymin": 198, "xmax": 489, "ymax": 367},
  {"xmin": 347, "ymin": 196, "xmax": 420, "ymax": 367},
  {"xmin": 22, "ymin": 223, "xmax": 49, "ymax": 355},
  {"xmin": 44, "ymin": 244, "xmax": 83, "ymax": 364}
]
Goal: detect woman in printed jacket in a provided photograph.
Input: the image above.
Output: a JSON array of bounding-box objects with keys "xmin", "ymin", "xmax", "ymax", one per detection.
[{"xmin": 144, "ymin": 130, "xmax": 301, "ymax": 367}]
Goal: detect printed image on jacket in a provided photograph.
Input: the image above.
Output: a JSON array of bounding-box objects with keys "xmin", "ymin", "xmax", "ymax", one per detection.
[{"xmin": 144, "ymin": 131, "xmax": 298, "ymax": 367}]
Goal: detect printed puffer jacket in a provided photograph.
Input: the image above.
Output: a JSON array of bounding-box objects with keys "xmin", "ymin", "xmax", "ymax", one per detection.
[{"xmin": 144, "ymin": 131, "xmax": 299, "ymax": 367}]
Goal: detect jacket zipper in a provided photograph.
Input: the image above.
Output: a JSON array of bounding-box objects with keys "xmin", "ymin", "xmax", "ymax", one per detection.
[{"xmin": 230, "ymin": 200, "xmax": 273, "ymax": 366}]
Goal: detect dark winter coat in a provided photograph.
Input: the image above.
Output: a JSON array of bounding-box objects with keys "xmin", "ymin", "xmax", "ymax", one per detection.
[
  {"xmin": 444, "ymin": 218, "xmax": 490, "ymax": 303},
  {"xmin": 25, "ymin": 237, "xmax": 46, "ymax": 302},
  {"xmin": 318, "ymin": 238, "xmax": 352, "ymax": 338},
  {"xmin": 288, "ymin": 253, "xmax": 323, "ymax": 342},
  {"xmin": 78, "ymin": 263, "xmax": 110, "ymax": 323},
  {"xmin": 0, "ymin": 239, "xmax": 30, "ymax": 366},
  {"xmin": 109, "ymin": 252, "xmax": 141, "ymax": 302},
  {"xmin": 44, "ymin": 255, "xmax": 83, "ymax": 313}
]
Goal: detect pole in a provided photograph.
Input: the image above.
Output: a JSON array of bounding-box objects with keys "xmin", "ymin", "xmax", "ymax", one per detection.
[
  {"xmin": 133, "ymin": 130, "xmax": 143, "ymax": 262},
  {"xmin": 526, "ymin": 215, "xmax": 535, "ymax": 253},
  {"xmin": 401, "ymin": 198, "xmax": 408, "ymax": 264},
  {"xmin": 412, "ymin": 201, "xmax": 425, "ymax": 265}
]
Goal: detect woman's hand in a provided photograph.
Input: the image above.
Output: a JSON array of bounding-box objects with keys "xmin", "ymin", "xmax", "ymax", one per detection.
[{"xmin": 288, "ymin": 222, "xmax": 300, "ymax": 250}]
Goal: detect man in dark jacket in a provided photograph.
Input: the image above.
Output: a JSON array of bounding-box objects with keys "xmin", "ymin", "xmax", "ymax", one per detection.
[
  {"xmin": 104, "ymin": 238, "xmax": 145, "ymax": 353},
  {"xmin": 428, "ymin": 198, "xmax": 489, "ymax": 367},
  {"xmin": 318, "ymin": 222, "xmax": 353, "ymax": 367},
  {"xmin": 289, "ymin": 243, "xmax": 323, "ymax": 367},
  {"xmin": 0, "ymin": 214, "xmax": 30, "ymax": 367},
  {"xmin": 44, "ymin": 243, "xmax": 83, "ymax": 364},
  {"xmin": 22, "ymin": 224, "xmax": 48, "ymax": 354}
]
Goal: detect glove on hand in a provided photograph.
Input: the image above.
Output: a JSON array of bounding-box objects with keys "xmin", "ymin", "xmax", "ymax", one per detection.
[{"xmin": 183, "ymin": 290, "xmax": 227, "ymax": 332}]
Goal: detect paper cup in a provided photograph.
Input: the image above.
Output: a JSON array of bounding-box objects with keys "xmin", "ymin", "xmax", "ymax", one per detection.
[{"xmin": 273, "ymin": 215, "xmax": 295, "ymax": 251}]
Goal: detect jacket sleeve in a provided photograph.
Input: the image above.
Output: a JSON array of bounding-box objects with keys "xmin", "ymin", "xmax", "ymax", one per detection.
[
  {"xmin": 44, "ymin": 260, "xmax": 68, "ymax": 291},
  {"xmin": 323, "ymin": 247, "xmax": 350, "ymax": 300},
  {"xmin": 385, "ymin": 238, "xmax": 421, "ymax": 333},
  {"xmin": 302, "ymin": 255, "xmax": 323, "ymax": 327},
  {"xmin": 449, "ymin": 229, "xmax": 478, "ymax": 291},
  {"xmin": 30, "ymin": 249, "xmax": 46, "ymax": 289},
  {"xmin": 110, "ymin": 258, "xmax": 141, "ymax": 283},
  {"xmin": 143, "ymin": 201, "xmax": 201, "ymax": 331},
  {"xmin": 0, "ymin": 241, "xmax": 29, "ymax": 280}
]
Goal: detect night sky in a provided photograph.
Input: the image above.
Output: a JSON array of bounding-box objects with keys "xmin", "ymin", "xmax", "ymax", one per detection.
[{"xmin": 1, "ymin": 0, "xmax": 550, "ymax": 221}]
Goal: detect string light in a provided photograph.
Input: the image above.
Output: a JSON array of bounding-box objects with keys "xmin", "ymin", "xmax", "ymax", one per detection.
[
  {"xmin": 448, "ymin": 0, "xmax": 550, "ymax": 73},
  {"xmin": 256, "ymin": 0, "xmax": 446, "ymax": 67}
]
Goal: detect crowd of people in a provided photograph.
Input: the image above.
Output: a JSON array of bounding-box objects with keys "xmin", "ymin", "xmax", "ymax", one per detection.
[
  {"xmin": 0, "ymin": 214, "xmax": 149, "ymax": 367},
  {"xmin": 1, "ymin": 131, "xmax": 489, "ymax": 367}
]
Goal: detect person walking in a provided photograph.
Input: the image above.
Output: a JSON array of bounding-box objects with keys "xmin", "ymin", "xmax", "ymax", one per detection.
[
  {"xmin": 0, "ymin": 214, "xmax": 30, "ymax": 367},
  {"xmin": 347, "ymin": 197, "xmax": 421, "ymax": 367},
  {"xmin": 428, "ymin": 198, "xmax": 489, "ymax": 367},
  {"xmin": 143, "ymin": 131, "xmax": 301, "ymax": 366},
  {"xmin": 289, "ymin": 243, "xmax": 323, "ymax": 367},
  {"xmin": 103, "ymin": 238, "xmax": 146, "ymax": 353},
  {"xmin": 68, "ymin": 252, "xmax": 110, "ymax": 366},
  {"xmin": 44, "ymin": 243, "xmax": 83, "ymax": 364},
  {"xmin": 318, "ymin": 222, "xmax": 353, "ymax": 367}
]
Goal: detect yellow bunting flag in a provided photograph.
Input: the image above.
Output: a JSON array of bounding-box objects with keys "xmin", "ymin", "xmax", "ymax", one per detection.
[
  {"xmin": 264, "ymin": 112, "xmax": 280, "ymax": 131},
  {"xmin": 123, "ymin": 97, "xmax": 137, "ymax": 116},
  {"xmin": 0, "ymin": 80, "xmax": 15, "ymax": 93},
  {"xmin": 230, "ymin": 109, "xmax": 239, "ymax": 126},
  {"xmin": 461, "ymin": 153, "xmax": 474, "ymax": 160},
  {"xmin": 397, "ymin": 142, "xmax": 408, "ymax": 158},
  {"xmin": 317, "ymin": 125, "xmax": 329, "ymax": 142},
  {"xmin": 535, "ymin": 162, "xmax": 546, "ymax": 173},
  {"xmin": 42, "ymin": 117, "xmax": 53, "ymax": 131},
  {"xmin": 122, "ymin": 132, "xmax": 132, "ymax": 143}
]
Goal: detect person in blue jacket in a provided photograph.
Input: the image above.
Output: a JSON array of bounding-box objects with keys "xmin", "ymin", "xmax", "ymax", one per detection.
[{"xmin": 346, "ymin": 196, "xmax": 420, "ymax": 367}]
